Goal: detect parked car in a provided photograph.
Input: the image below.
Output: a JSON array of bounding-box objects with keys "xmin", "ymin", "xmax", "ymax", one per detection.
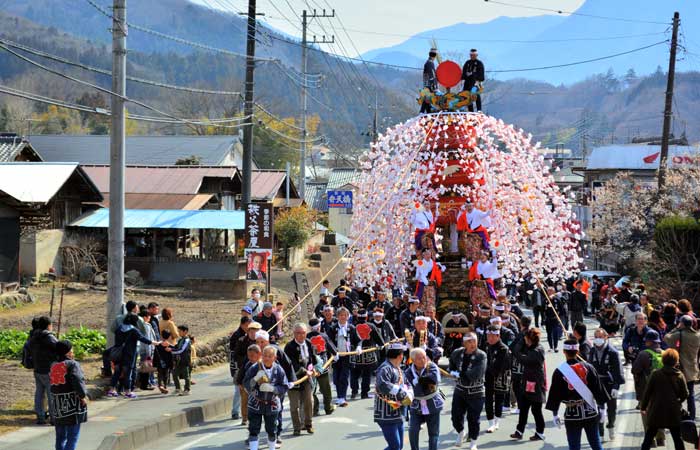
[{"xmin": 579, "ymin": 270, "xmax": 621, "ymax": 301}]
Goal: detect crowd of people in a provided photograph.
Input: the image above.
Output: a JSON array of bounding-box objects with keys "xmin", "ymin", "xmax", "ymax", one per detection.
[
  {"xmin": 228, "ymin": 275, "xmax": 700, "ymax": 450},
  {"xmin": 23, "ymin": 300, "xmax": 197, "ymax": 450}
]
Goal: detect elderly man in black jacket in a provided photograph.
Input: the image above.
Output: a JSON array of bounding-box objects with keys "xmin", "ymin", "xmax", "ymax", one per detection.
[
  {"xmin": 284, "ymin": 323, "xmax": 317, "ymax": 435},
  {"xmin": 30, "ymin": 316, "xmax": 58, "ymax": 424}
]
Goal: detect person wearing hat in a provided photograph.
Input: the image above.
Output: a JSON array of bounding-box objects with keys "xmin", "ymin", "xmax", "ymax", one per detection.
[
  {"xmin": 632, "ymin": 329, "xmax": 666, "ymax": 446},
  {"xmin": 234, "ymin": 322, "xmax": 262, "ymax": 425},
  {"xmin": 473, "ymin": 303, "xmax": 492, "ymax": 350},
  {"xmin": 241, "ymin": 306, "xmax": 254, "ymax": 320},
  {"xmin": 421, "ymin": 48, "xmax": 438, "ymax": 114},
  {"xmin": 49, "ymin": 340, "xmax": 87, "ymax": 450},
  {"xmin": 331, "ymin": 287, "xmax": 355, "ymax": 312},
  {"xmin": 444, "ymin": 310, "xmax": 470, "ymax": 356},
  {"xmin": 484, "ymin": 325, "xmax": 511, "ymax": 434},
  {"xmin": 307, "ymin": 317, "xmax": 337, "ymax": 416},
  {"xmin": 401, "ymin": 297, "xmax": 424, "ymax": 335},
  {"xmin": 460, "ymin": 49, "xmax": 485, "ymax": 112},
  {"xmin": 314, "ymin": 293, "xmax": 331, "ymax": 318},
  {"xmin": 589, "ymin": 328, "xmax": 624, "ymax": 441},
  {"xmin": 243, "ymin": 345, "xmax": 289, "ymax": 450},
  {"xmin": 374, "ymin": 342, "xmax": 412, "ymax": 450},
  {"xmin": 405, "ymin": 347, "xmax": 442, "ymax": 450},
  {"xmin": 327, "ymin": 307, "xmax": 355, "ymax": 407},
  {"xmin": 230, "ymin": 317, "xmax": 252, "ymax": 421},
  {"xmin": 367, "ymin": 290, "xmax": 392, "ymax": 315},
  {"xmin": 449, "ymin": 332, "xmax": 487, "ymax": 450},
  {"xmin": 350, "ymin": 309, "xmax": 385, "ymax": 399},
  {"xmin": 372, "ymin": 309, "xmax": 397, "ymax": 347},
  {"xmin": 545, "ymin": 338, "xmax": 610, "ymax": 450},
  {"xmin": 256, "ymin": 303, "xmax": 279, "ymax": 343},
  {"xmin": 664, "ymin": 314, "xmax": 700, "ymax": 419}
]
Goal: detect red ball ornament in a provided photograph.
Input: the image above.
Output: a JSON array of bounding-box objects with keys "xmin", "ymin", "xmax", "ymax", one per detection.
[{"xmin": 436, "ymin": 61, "xmax": 462, "ymax": 89}]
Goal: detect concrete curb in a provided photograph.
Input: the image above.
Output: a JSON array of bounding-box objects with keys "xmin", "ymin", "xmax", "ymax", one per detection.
[{"xmin": 97, "ymin": 396, "xmax": 232, "ymax": 450}]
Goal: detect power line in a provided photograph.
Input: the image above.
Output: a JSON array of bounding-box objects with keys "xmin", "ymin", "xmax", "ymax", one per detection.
[
  {"xmin": 0, "ymin": 44, "xmax": 248, "ymax": 129},
  {"xmin": 83, "ymin": 0, "xmax": 275, "ymax": 61},
  {"xmin": 482, "ymin": 0, "xmax": 670, "ymax": 25},
  {"xmin": 0, "ymin": 37, "xmax": 242, "ymax": 96},
  {"xmin": 490, "ymin": 40, "xmax": 669, "ymax": 73},
  {"xmin": 315, "ymin": 28, "xmax": 668, "ymax": 44},
  {"xmin": 0, "ymin": 84, "xmax": 249, "ymax": 127}
]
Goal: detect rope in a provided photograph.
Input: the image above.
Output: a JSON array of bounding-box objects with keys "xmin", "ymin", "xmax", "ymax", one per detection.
[{"xmin": 266, "ymin": 112, "xmax": 446, "ymax": 334}]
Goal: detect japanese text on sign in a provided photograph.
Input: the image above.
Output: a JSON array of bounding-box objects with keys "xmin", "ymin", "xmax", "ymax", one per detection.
[
  {"xmin": 327, "ymin": 190, "xmax": 353, "ymax": 208},
  {"xmin": 245, "ymin": 202, "xmax": 274, "ymax": 249}
]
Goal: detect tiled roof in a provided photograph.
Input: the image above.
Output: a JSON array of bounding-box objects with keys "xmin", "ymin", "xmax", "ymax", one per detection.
[
  {"xmin": 327, "ymin": 167, "xmax": 362, "ymax": 190},
  {"xmin": 305, "ymin": 182, "xmax": 328, "ymax": 211},
  {"xmin": 0, "ymin": 135, "xmax": 42, "ymax": 162},
  {"xmin": 30, "ymin": 135, "xmax": 244, "ymax": 166}
]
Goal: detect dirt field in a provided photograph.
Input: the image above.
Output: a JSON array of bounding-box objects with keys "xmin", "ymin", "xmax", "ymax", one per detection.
[{"xmin": 0, "ymin": 284, "xmax": 258, "ymax": 434}]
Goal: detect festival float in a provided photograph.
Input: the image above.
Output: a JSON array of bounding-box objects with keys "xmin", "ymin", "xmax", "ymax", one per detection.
[{"xmin": 347, "ymin": 60, "xmax": 582, "ymax": 317}]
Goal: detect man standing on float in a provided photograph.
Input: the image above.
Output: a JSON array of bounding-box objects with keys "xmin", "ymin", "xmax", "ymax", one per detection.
[
  {"xmin": 421, "ymin": 48, "xmax": 438, "ymax": 114},
  {"xmin": 461, "ymin": 49, "xmax": 485, "ymax": 112}
]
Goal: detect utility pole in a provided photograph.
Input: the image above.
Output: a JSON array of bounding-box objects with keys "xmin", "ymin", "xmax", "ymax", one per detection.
[
  {"xmin": 300, "ymin": 9, "xmax": 334, "ymax": 194},
  {"xmin": 241, "ymin": 0, "xmax": 258, "ymax": 205},
  {"xmin": 658, "ymin": 11, "xmax": 680, "ymax": 190},
  {"xmin": 372, "ymin": 92, "xmax": 378, "ymax": 141},
  {"xmin": 107, "ymin": 0, "xmax": 126, "ymax": 347}
]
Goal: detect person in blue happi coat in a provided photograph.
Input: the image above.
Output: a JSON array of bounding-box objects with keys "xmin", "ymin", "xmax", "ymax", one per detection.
[
  {"xmin": 375, "ymin": 342, "xmax": 413, "ymax": 450},
  {"xmin": 405, "ymin": 347, "xmax": 443, "ymax": 450}
]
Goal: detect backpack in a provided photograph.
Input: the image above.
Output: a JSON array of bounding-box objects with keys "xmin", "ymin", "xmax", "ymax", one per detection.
[
  {"xmin": 21, "ymin": 335, "xmax": 33, "ymax": 369},
  {"xmin": 644, "ymin": 348, "xmax": 663, "ymax": 371}
]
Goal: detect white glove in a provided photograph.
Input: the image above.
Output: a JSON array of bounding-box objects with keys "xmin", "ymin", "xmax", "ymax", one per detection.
[
  {"xmin": 259, "ymin": 383, "xmax": 275, "ymax": 393},
  {"xmin": 287, "ymin": 382, "xmax": 295, "ymax": 389},
  {"xmin": 476, "ymin": 328, "xmax": 484, "ymax": 335},
  {"xmin": 333, "ymin": 354, "xmax": 340, "ymax": 362},
  {"xmin": 610, "ymin": 389, "xmax": 618, "ymax": 399},
  {"xmin": 553, "ymin": 415, "xmax": 562, "ymax": 429},
  {"xmin": 450, "ymin": 371, "xmax": 459, "ymax": 378},
  {"xmin": 253, "ymin": 371, "xmax": 266, "ymax": 383},
  {"xmin": 355, "ymin": 346, "xmax": 363, "ymax": 355}
]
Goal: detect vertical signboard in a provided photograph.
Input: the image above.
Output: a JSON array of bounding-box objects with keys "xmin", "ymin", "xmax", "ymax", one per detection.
[{"xmin": 245, "ymin": 202, "xmax": 274, "ymax": 295}]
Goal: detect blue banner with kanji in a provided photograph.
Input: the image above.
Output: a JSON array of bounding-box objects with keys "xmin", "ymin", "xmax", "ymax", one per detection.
[{"xmin": 327, "ymin": 190, "xmax": 353, "ymax": 208}]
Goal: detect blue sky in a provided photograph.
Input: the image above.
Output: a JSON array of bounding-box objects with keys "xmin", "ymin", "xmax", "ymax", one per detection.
[{"xmin": 190, "ymin": 0, "xmax": 586, "ymax": 54}]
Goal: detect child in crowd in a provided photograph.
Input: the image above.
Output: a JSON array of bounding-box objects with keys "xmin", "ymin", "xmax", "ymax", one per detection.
[
  {"xmin": 168, "ymin": 325, "xmax": 192, "ymax": 396},
  {"xmin": 237, "ymin": 344, "xmax": 262, "ymax": 432},
  {"xmin": 155, "ymin": 330, "xmax": 173, "ymax": 394}
]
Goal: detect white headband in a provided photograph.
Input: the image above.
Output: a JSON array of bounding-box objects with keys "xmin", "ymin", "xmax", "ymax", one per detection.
[
  {"xmin": 486, "ymin": 329, "xmax": 501, "ymax": 335},
  {"xmin": 563, "ymin": 343, "xmax": 579, "ymax": 351},
  {"xmin": 255, "ymin": 330, "xmax": 270, "ymax": 341}
]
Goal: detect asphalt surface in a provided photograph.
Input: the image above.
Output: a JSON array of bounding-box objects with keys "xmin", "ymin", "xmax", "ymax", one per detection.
[{"xmin": 1, "ymin": 311, "xmax": 691, "ymax": 450}]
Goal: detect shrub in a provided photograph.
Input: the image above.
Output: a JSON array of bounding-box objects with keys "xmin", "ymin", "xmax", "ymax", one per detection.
[
  {"xmin": 0, "ymin": 329, "xmax": 29, "ymax": 359},
  {"xmin": 0, "ymin": 327, "xmax": 105, "ymax": 360},
  {"xmin": 275, "ymin": 206, "xmax": 318, "ymax": 248}
]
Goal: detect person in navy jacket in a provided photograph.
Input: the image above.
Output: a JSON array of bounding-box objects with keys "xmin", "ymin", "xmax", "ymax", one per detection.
[{"xmin": 405, "ymin": 347, "xmax": 443, "ymax": 450}]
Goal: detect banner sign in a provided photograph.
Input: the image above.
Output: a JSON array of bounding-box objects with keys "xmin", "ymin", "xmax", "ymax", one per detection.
[{"xmin": 327, "ymin": 190, "xmax": 353, "ymax": 209}]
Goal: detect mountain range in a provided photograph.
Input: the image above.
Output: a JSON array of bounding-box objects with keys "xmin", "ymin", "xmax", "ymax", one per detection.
[{"xmin": 363, "ymin": 0, "xmax": 698, "ymax": 85}]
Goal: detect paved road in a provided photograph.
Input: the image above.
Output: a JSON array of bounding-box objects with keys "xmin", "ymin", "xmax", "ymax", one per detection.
[
  {"xmin": 148, "ymin": 317, "xmax": 661, "ymax": 450},
  {"xmin": 1, "ymin": 311, "xmax": 692, "ymax": 450}
]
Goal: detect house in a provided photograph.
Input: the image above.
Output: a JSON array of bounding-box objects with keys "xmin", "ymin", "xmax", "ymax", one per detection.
[
  {"xmin": 0, "ymin": 133, "xmax": 42, "ymax": 162},
  {"xmin": 0, "ymin": 163, "xmax": 103, "ymax": 280},
  {"xmin": 326, "ymin": 168, "xmax": 362, "ymax": 238},
  {"xmin": 251, "ymin": 170, "xmax": 303, "ymax": 207},
  {"xmin": 573, "ymin": 144, "xmax": 699, "ymax": 271},
  {"xmin": 305, "ymin": 181, "xmax": 328, "ymax": 212},
  {"xmin": 30, "ymin": 134, "xmax": 250, "ymax": 167},
  {"xmin": 81, "ymin": 165, "xmax": 242, "ymax": 210}
]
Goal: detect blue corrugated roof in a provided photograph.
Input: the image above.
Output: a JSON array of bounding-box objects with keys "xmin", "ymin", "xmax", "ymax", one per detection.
[
  {"xmin": 586, "ymin": 144, "xmax": 700, "ymax": 170},
  {"xmin": 69, "ymin": 208, "xmax": 244, "ymax": 230}
]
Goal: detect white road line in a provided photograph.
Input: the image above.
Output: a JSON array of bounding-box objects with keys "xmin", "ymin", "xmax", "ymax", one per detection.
[{"xmin": 171, "ymin": 425, "xmax": 238, "ymax": 450}]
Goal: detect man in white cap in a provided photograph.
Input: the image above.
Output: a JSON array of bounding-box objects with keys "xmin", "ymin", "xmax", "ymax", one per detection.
[
  {"xmin": 411, "ymin": 316, "xmax": 441, "ymax": 363},
  {"xmin": 461, "ymin": 48, "xmax": 485, "ymax": 112},
  {"xmin": 400, "ymin": 298, "xmax": 423, "ymax": 337},
  {"xmin": 449, "ymin": 332, "xmax": 487, "ymax": 450}
]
